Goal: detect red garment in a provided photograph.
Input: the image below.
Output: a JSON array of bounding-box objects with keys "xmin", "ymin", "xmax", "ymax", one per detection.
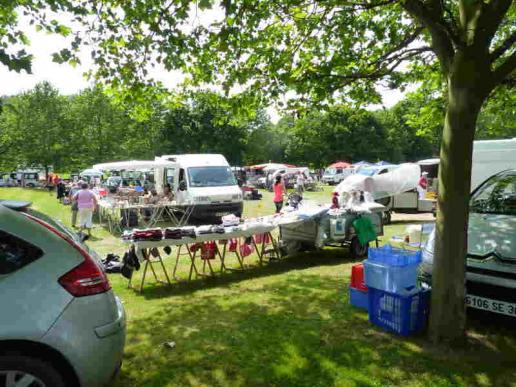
[
  {"xmin": 418, "ymin": 176, "xmax": 428, "ymax": 189},
  {"xmin": 273, "ymin": 183, "xmax": 284, "ymax": 203}
]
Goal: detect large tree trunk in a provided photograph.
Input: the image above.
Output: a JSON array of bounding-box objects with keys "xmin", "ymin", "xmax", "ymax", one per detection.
[{"xmin": 428, "ymin": 50, "xmax": 490, "ymax": 343}]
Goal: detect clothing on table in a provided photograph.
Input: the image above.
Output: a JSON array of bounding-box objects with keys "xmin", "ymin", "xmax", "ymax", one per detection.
[{"xmin": 78, "ymin": 208, "xmax": 94, "ymax": 229}]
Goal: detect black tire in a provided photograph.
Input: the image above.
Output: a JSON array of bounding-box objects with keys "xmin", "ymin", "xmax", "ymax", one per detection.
[
  {"xmin": 350, "ymin": 236, "xmax": 369, "ymax": 260},
  {"xmin": 383, "ymin": 211, "xmax": 392, "ymax": 225},
  {"xmin": 0, "ymin": 355, "xmax": 65, "ymax": 387}
]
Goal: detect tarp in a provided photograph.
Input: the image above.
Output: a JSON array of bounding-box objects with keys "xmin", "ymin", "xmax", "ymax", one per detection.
[
  {"xmin": 335, "ymin": 163, "xmax": 421, "ymax": 200},
  {"xmin": 328, "ymin": 161, "xmax": 351, "ymax": 169}
]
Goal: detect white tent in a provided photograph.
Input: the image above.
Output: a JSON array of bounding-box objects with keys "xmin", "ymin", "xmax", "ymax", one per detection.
[
  {"xmin": 93, "ymin": 160, "xmax": 168, "ymax": 172},
  {"xmin": 80, "ymin": 168, "xmax": 104, "ymax": 177}
]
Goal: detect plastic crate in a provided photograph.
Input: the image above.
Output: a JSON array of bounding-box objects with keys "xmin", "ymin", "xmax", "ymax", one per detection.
[
  {"xmin": 368, "ymin": 245, "xmax": 422, "ymax": 267},
  {"xmin": 368, "ymin": 288, "xmax": 429, "ymax": 336},
  {"xmin": 364, "ymin": 260, "xmax": 418, "ymax": 294},
  {"xmin": 349, "ymin": 287, "xmax": 369, "ymax": 311},
  {"xmin": 351, "ymin": 264, "xmax": 368, "ymax": 292}
]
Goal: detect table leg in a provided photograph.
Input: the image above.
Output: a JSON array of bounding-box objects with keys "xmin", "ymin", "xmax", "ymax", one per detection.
[
  {"xmin": 217, "ymin": 243, "xmax": 227, "ymax": 272},
  {"xmin": 155, "ymin": 249, "xmax": 172, "ymax": 286},
  {"xmin": 139, "ymin": 249, "xmax": 150, "ymax": 292},
  {"xmin": 173, "ymin": 245, "xmax": 182, "ymax": 280},
  {"xmin": 188, "ymin": 246, "xmax": 198, "ymax": 280},
  {"xmin": 251, "ymin": 237, "xmax": 263, "ymax": 266},
  {"xmin": 268, "ymin": 232, "xmax": 280, "ymax": 260}
]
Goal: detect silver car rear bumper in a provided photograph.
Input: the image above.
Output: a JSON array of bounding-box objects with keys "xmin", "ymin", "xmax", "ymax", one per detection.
[{"xmin": 41, "ymin": 292, "xmax": 126, "ymax": 387}]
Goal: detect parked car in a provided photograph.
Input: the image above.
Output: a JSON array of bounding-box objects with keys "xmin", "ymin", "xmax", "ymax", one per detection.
[
  {"xmin": 0, "ymin": 200, "xmax": 126, "ymax": 387},
  {"xmin": 420, "ymin": 169, "xmax": 516, "ymax": 317}
]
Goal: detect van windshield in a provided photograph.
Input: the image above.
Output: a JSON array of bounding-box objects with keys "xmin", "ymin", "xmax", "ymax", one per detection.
[
  {"xmin": 470, "ymin": 173, "xmax": 516, "ymax": 215},
  {"xmin": 188, "ymin": 166, "xmax": 237, "ymax": 188}
]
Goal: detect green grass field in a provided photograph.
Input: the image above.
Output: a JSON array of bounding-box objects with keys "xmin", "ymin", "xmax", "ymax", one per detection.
[{"xmin": 2, "ymin": 187, "xmax": 516, "ymax": 387}]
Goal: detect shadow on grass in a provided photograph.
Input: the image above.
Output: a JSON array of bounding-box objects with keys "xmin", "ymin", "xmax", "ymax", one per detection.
[
  {"xmin": 115, "ymin": 273, "xmax": 516, "ymax": 387},
  {"xmin": 136, "ymin": 248, "xmax": 355, "ymax": 300}
]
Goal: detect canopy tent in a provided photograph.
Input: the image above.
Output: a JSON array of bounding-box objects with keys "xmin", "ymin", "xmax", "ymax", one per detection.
[
  {"xmin": 335, "ymin": 163, "xmax": 421, "ymax": 200},
  {"xmin": 374, "ymin": 161, "xmax": 391, "ymax": 166},
  {"xmin": 247, "ymin": 163, "xmax": 296, "ymax": 171},
  {"xmin": 93, "ymin": 160, "xmax": 169, "ymax": 172},
  {"xmin": 328, "ymin": 161, "xmax": 351, "ymax": 169},
  {"xmin": 417, "ymin": 158, "xmax": 440, "ymax": 166},
  {"xmin": 418, "ymin": 158, "xmax": 440, "ymax": 179},
  {"xmin": 80, "ymin": 168, "xmax": 104, "ymax": 177}
]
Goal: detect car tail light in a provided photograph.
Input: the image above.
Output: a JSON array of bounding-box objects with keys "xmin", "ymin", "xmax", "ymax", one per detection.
[
  {"xmin": 25, "ymin": 214, "xmax": 111, "ymax": 297},
  {"xmin": 58, "ymin": 259, "xmax": 111, "ymax": 297}
]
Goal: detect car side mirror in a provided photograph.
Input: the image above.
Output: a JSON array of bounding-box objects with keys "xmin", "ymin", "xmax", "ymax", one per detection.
[{"xmin": 179, "ymin": 181, "xmax": 187, "ymax": 191}]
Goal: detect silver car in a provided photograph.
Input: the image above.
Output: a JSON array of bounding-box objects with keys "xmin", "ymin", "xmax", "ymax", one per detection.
[
  {"xmin": 420, "ymin": 170, "xmax": 516, "ymax": 317},
  {"xmin": 0, "ymin": 201, "xmax": 126, "ymax": 387}
]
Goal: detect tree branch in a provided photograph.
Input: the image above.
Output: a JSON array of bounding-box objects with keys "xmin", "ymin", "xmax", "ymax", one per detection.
[
  {"xmin": 402, "ymin": 0, "xmax": 456, "ymax": 75},
  {"xmin": 474, "ymin": 0, "xmax": 513, "ymax": 50},
  {"xmin": 305, "ymin": 46, "xmax": 432, "ymax": 84},
  {"xmin": 490, "ymin": 30, "xmax": 516, "ymax": 62},
  {"xmin": 492, "ymin": 52, "xmax": 516, "ymax": 84}
]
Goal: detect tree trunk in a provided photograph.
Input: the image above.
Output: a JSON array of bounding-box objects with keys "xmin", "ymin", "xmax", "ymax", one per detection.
[{"xmin": 428, "ymin": 50, "xmax": 489, "ymax": 344}]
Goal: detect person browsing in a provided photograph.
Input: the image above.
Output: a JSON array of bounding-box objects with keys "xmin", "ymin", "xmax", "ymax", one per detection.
[
  {"xmin": 73, "ymin": 183, "xmax": 98, "ymax": 236},
  {"xmin": 273, "ymin": 175, "xmax": 286, "ymax": 213}
]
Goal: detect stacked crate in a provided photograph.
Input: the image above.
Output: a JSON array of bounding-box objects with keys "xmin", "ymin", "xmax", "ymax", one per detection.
[{"xmin": 363, "ymin": 245, "xmax": 429, "ymax": 336}]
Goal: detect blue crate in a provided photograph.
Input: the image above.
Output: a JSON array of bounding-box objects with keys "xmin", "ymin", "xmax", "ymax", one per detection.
[
  {"xmin": 368, "ymin": 288, "xmax": 430, "ymax": 336},
  {"xmin": 368, "ymin": 245, "xmax": 422, "ymax": 267},
  {"xmin": 349, "ymin": 287, "xmax": 369, "ymax": 311},
  {"xmin": 364, "ymin": 259, "xmax": 418, "ymax": 294}
]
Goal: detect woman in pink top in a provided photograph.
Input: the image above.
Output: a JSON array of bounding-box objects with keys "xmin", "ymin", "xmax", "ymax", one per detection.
[
  {"xmin": 73, "ymin": 182, "xmax": 98, "ymax": 235},
  {"xmin": 273, "ymin": 175, "xmax": 285, "ymax": 213}
]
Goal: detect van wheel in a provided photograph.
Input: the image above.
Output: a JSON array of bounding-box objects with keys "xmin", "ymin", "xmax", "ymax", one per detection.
[
  {"xmin": 0, "ymin": 355, "xmax": 65, "ymax": 387},
  {"xmin": 383, "ymin": 211, "xmax": 392, "ymax": 225},
  {"xmin": 350, "ymin": 236, "xmax": 368, "ymax": 260}
]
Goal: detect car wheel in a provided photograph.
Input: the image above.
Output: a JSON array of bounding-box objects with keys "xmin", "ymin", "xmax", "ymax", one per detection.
[
  {"xmin": 0, "ymin": 355, "xmax": 65, "ymax": 387},
  {"xmin": 350, "ymin": 236, "xmax": 369, "ymax": 260}
]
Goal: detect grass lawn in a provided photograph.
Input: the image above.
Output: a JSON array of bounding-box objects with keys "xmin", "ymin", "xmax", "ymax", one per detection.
[{"xmin": 2, "ymin": 187, "xmax": 516, "ymax": 386}]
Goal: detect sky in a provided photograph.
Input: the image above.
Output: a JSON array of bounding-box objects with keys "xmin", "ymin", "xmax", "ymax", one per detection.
[{"xmin": 0, "ymin": 13, "xmax": 409, "ymax": 122}]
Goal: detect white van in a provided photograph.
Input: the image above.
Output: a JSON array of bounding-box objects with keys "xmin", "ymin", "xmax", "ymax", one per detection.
[
  {"xmin": 154, "ymin": 154, "xmax": 243, "ymax": 219},
  {"xmin": 322, "ymin": 167, "xmax": 354, "ymax": 185},
  {"xmin": 95, "ymin": 155, "xmax": 243, "ymax": 220},
  {"xmin": 471, "ymin": 138, "xmax": 516, "ymax": 190}
]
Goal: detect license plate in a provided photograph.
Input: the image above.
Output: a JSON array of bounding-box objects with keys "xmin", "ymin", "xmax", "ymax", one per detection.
[{"xmin": 466, "ymin": 295, "xmax": 516, "ymax": 317}]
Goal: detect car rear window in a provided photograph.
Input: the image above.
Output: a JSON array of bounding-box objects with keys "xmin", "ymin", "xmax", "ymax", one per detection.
[{"xmin": 0, "ymin": 230, "xmax": 44, "ymax": 274}]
